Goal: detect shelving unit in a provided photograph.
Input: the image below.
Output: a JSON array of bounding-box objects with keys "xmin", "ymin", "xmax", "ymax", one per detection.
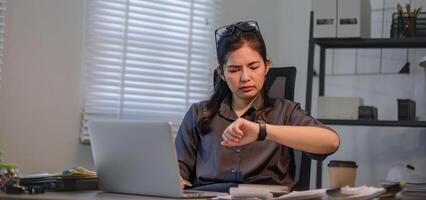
[
  {"xmin": 313, "ymin": 37, "xmax": 426, "ymax": 48},
  {"xmin": 305, "ymin": 11, "xmax": 426, "ymax": 189},
  {"xmin": 318, "ymin": 119, "xmax": 426, "ymax": 127}
]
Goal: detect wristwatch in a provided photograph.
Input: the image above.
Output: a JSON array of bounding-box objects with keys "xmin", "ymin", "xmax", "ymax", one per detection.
[{"xmin": 256, "ymin": 120, "xmax": 267, "ymax": 141}]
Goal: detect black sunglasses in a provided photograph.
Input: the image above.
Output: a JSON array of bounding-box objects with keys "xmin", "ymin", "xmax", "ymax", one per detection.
[{"xmin": 214, "ymin": 21, "xmax": 261, "ymax": 46}]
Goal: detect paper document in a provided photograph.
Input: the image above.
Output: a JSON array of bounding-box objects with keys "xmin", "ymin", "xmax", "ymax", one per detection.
[
  {"xmin": 274, "ymin": 188, "xmax": 326, "ymax": 200},
  {"xmin": 214, "ymin": 187, "xmax": 325, "ymax": 200},
  {"xmin": 327, "ymin": 186, "xmax": 384, "ymax": 200}
]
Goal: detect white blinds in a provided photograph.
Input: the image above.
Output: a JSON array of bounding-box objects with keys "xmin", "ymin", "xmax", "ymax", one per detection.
[
  {"xmin": 81, "ymin": 0, "xmax": 219, "ymax": 142},
  {"xmin": 0, "ymin": 0, "xmax": 6, "ymax": 90}
]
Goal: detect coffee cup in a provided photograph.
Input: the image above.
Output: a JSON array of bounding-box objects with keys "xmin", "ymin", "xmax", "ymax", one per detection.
[{"xmin": 328, "ymin": 160, "xmax": 357, "ymax": 188}]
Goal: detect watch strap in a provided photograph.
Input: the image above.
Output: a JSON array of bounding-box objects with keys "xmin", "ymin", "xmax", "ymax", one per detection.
[{"xmin": 257, "ymin": 120, "xmax": 267, "ymax": 141}]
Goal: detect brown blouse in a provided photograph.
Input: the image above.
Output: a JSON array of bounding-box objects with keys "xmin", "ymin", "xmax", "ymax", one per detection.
[{"xmin": 175, "ymin": 95, "xmax": 336, "ymax": 192}]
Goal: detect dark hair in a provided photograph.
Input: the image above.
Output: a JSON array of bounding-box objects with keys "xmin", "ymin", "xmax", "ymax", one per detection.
[{"xmin": 197, "ymin": 21, "xmax": 273, "ymax": 133}]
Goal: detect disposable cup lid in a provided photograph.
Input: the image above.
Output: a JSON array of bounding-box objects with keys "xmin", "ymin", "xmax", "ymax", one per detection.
[{"xmin": 328, "ymin": 160, "xmax": 358, "ymax": 168}]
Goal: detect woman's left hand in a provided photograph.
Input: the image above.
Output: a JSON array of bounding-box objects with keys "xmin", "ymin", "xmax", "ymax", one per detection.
[{"xmin": 221, "ymin": 118, "xmax": 260, "ymax": 147}]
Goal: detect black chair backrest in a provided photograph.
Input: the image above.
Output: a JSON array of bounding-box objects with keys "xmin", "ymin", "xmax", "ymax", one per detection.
[
  {"xmin": 263, "ymin": 67, "xmax": 296, "ymax": 101},
  {"xmin": 213, "ymin": 66, "xmax": 311, "ymax": 191}
]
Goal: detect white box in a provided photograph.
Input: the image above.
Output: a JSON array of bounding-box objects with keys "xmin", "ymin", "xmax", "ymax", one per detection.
[
  {"xmin": 313, "ymin": 0, "xmax": 337, "ymax": 38},
  {"xmin": 318, "ymin": 96, "xmax": 363, "ymax": 120},
  {"xmin": 337, "ymin": 0, "xmax": 371, "ymax": 38}
]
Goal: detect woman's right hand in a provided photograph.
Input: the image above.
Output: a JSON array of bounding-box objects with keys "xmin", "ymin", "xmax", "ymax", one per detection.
[{"xmin": 179, "ymin": 175, "xmax": 192, "ymax": 190}]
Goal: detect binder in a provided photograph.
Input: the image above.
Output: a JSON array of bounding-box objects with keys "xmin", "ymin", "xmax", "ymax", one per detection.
[
  {"xmin": 313, "ymin": 0, "xmax": 337, "ymax": 38},
  {"xmin": 337, "ymin": 0, "xmax": 371, "ymax": 38}
]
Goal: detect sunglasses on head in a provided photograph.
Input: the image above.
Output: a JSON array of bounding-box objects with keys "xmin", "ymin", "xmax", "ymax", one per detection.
[{"xmin": 214, "ymin": 21, "xmax": 261, "ymax": 46}]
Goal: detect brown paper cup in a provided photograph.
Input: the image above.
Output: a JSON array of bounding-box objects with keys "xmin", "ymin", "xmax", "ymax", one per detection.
[{"xmin": 328, "ymin": 160, "xmax": 357, "ymax": 188}]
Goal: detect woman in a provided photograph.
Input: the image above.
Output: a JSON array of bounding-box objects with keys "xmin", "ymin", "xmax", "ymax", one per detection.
[{"xmin": 175, "ymin": 21, "xmax": 339, "ymax": 192}]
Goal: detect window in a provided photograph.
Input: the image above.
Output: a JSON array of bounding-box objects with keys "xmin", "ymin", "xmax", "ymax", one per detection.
[
  {"xmin": 81, "ymin": 0, "xmax": 220, "ymax": 142},
  {"xmin": 0, "ymin": 0, "xmax": 6, "ymax": 90}
]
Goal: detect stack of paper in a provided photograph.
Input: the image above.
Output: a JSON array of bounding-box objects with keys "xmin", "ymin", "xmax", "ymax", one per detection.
[
  {"xmin": 238, "ymin": 184, "xmax": 289, "ymax": 195},
  {"xmin": 275, "ymin": 188, "xmax": 326, "ymax": 200},
  {"xmin": 382, "ymin": 162, "xmax": 426, "ymax": 199},
  {"xmin": 229, "ymin": 187, "xmax": 273, "ymax": 199},
  {"xmin": 215, "ymin": 187, "xmax": 325, "ymax": 200},
  {"xmin": 218, "ymin": 185, "xmax": 386, "ymax": 200},
  {"xmin": 225, "ymin": 184, "xmax": 289, "ymax": 199},
  {"xmin": 327, "ymin": 186, "xmax": 384, "ymax": 200},
  {"xmin": 399, "ymin": 179, "xmax": 426, "ymax": 200}
]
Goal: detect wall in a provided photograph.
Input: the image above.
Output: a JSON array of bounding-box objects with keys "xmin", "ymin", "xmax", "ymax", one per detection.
[
  {"xmin": 0, "ymin": 0, "xmax": 93, "ymax": 174},
  {"xmin": 219, "ymin": 0, "xmax": 283, "ymax": 71},
  {"xmin": 277, "ymin": 0, "xmax": 312, "ymax": 104}
]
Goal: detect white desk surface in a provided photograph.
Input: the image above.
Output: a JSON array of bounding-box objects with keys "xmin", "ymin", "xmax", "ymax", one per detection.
[{"xmin": 0, "ymin": 190, "xmax": 206, "ymax": 200}]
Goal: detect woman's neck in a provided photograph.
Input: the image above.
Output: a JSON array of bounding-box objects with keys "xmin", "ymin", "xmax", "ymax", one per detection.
[{"xmin": 231, "ymin": 93, "xmax": 259, "ymax": 117}]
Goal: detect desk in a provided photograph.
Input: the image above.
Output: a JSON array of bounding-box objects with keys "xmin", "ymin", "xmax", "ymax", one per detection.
[{"xmin": 0, "ymin": 190, "xmax": 188, "ymax": 200}]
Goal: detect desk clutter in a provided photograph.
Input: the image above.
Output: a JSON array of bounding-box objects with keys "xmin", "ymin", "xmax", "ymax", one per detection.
[
  {"xmin": 20, "ymin": 166, "xmax": 97, "ymax": 192},
  {"xmin": 381, "ymin": 162, "xmax": 426, "ymax": 200},
  {"xmin": 1, "ymin": 166, "xmax": 98, "ymax": 195},
  {"xmin": 215, "ymin": 185, "xmax": 388, "ymax": 200}
]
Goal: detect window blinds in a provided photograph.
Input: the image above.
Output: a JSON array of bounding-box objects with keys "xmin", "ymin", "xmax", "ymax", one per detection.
[
  {"xmin": 0, "ymin": 0, "xmax": 6, "ymax": 90},
  {"xmin": 81, "ymin": 0, "xmax": 219, "ymax": 142}
]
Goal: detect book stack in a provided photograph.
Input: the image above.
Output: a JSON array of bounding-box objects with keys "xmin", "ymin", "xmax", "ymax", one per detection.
[
  {"xmin": 19, "ymin": 166, "xmax": 98, "ymax": 191},
  {"xmin": 398, "ymin": 180, "xmax": 426, "ymax": 200},
  {"xmin": 382, "ymin": 163, "xmax": 426, "ymax": 199}
]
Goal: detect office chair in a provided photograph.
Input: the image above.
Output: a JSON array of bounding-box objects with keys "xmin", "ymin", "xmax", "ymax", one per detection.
[{"xmin": 214, "ymin": 66, "xmax": 311, "ymax": 191}]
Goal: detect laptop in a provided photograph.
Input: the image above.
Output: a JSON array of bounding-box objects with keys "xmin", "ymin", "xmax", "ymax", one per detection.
[{"xmin": 89, "ymin": 120, "xmax": 226, "ymax": 198}]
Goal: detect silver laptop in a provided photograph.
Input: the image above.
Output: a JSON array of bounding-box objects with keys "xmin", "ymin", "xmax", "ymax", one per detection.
[{"xmin": 89, "ymin": 120, "xmax": 225, "ymax": 198}]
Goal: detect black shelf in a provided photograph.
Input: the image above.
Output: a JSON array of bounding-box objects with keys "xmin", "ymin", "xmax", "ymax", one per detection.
[
  {"xmin": 313, "ymin": 37, "xmax": 426, "ymax": 48},
  {"xmin": 305, "ymin": 11, "xmax": 426, "ymax": 189},
  {"xmin": 319, "ymin": 119, "xmax": 426, "ymax": 127}
]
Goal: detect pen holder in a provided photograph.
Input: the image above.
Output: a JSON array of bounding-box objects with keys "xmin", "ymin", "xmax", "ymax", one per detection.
[
  {"xmin": 391, "ymin": 12, "xmax": 426, "ymax": 38},
  {"xmin": 398, "ymin": 16, "xmax": 416, "ymax": 37}
]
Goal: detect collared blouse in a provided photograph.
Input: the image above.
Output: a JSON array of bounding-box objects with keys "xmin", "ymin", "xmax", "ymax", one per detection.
[{"xmin": 175, "ymin": 95, "xmax": 336, "ymax": 192}]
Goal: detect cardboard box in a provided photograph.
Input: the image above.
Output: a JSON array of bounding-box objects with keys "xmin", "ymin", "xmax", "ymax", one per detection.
[{"xmin": 318, "ymin": 96, "xmax": 363, "ymax": 119}]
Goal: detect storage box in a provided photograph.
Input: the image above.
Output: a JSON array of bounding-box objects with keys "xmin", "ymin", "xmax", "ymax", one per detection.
[
  {"xmin": 313, "ymin": 0, "xmax": 371, "ymax": 38},
  {"xmin": 313, "ymin": 0, "xmax": 337, "ymax": 38},
  {"xmin": 318, "ymin": 96, "xmax": 363, "ymax": 119},
  {"xmin": 337, "ymin": 0, "xmax": 371, "ymax": 38},
  {"xmin": 397, "ymin": 99, "xmax": 416, "ymax": 121},
  {"xmin": 358, "ymin": 106, "xmax": 378, "ymax": 120}
]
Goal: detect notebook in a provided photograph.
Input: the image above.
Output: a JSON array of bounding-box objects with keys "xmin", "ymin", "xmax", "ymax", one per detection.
[{"xmin": 89, "ymin": 120, "xmax": 225, "ymax": 198}]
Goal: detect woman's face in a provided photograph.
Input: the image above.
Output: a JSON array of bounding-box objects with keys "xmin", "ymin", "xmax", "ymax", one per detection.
[{"xmin": 221, "ymin": 43, "xmax": 270, "ymax": 103}]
